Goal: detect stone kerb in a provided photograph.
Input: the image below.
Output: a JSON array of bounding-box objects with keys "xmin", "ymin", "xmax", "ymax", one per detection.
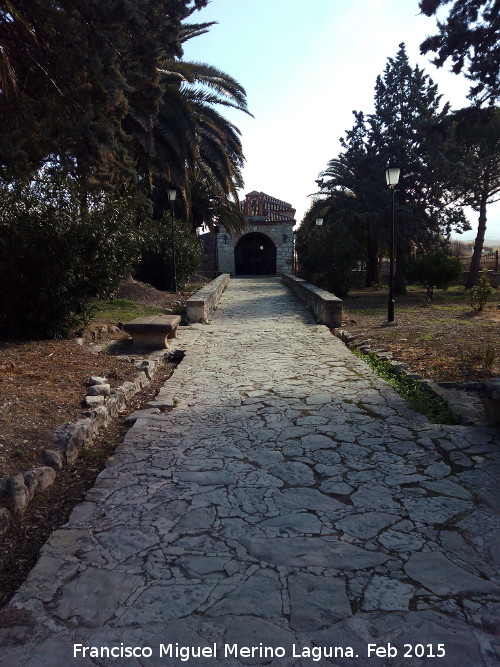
[
  {"xmin": 282, "ymin": 274, "xmax": 343, "ymax": 328},
  {"xmin": 0, "ymin": 352, "xmax": 170, "ymax": 528},
  {"xmin": 186, "ymin": 273, "xmax": 230, "ymax": 323}
]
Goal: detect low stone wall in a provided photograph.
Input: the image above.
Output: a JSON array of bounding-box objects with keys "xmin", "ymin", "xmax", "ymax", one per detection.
[
  {"xmin": 282, "ymin": 274, "xmax": 343, "ymax": 328},
  {"xmin": 186, "ymin": 274, "xmax": 230, "ymax": 323}
]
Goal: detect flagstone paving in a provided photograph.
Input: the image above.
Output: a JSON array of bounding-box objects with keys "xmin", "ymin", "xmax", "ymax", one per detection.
[{"xmin": 1, "ymin": 277, "xmax": 499, "ymax": 666}]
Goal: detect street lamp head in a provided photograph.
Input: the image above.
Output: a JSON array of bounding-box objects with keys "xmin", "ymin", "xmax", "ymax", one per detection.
[
  {"xmin": 315, "ymin": 217, "xmax": 324, "ymax": 226},
  {"xmin": 385, "ymin": 158, "xmax": 400, "ymax": 188},
  {"xmin": 168, "ymin": 189, "xmax": 177, "ymax": 201}
]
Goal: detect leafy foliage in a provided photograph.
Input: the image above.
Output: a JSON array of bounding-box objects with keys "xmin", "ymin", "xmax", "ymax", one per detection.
[
  {"xmin": 296, "ymin": 195, "xmax": 365, "ymax": 298},
  {"xmin": 419, "ymin": 0, "xmax": 500, "ymax": 105},
  {"xmin": 368, "ymin": 44, "xmax": 468, "ymax": 292},
  {"xmin": 0, "ymin": 175, "xmax": 140, "ymax": 338},
  {"xmin": 467, "ymin": 271, "xmax": 494, "ymax": 310},
  {"xmin": 134, "ymin": 215, "xmax": 203, "ymax": 291},
  {"xmin": 152, "ymin": 60, "xmax": 251, "ymax": 233},
  {"xmin": 0, "ymin": 1, "xmax": 209, "ymax": 186},
  {"xmin": 310, "ymin": 44, "xmax": 468, "ymax": 295},
  {"xmin": 405, "ymin": 251, "xmax": 463, "ymax": 298},
  {"xmin": 0, "ymin": 4, "xmax": 251, "ymax": 338},
  {"xmin": 434, "ymin": 107, "xmax": 500, "ymax": 288},
  {"xmin": 315, "ymin": 111, "xmax": 387, "ymax": 287}
]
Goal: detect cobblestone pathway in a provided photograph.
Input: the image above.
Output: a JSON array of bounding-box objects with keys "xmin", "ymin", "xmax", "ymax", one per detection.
[{"xmin": 1, "ymin": 277, "xmax": 499, "ymax": 666}]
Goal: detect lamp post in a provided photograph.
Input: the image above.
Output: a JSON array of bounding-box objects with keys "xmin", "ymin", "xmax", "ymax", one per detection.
[
  {"xmin": 168, "ymin": 189, "xmax": 177, "ymax": 293},
  {"xmin": 385, "ymin": 158, "xmax": 400, "ymax": 324},
  {"xmin": 293, "ymin": 229, "xmax": 298, "ymax": 275}
]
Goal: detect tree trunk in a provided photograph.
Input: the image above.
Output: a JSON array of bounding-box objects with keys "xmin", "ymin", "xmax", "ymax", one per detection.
[
  {"xmin": 465, "ymin": 190, "xmax": 488, "ymax": 289},
  {"xmin": 364, "ymin": 237, "xmax": 380, "ymax": 287},
  {"xmin": 394, "ymin": 244, "xmax": 407, "ymax": 295}
]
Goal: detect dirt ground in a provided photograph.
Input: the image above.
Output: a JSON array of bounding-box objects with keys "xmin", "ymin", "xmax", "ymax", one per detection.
[{"xmin": 342, "ymin": 286, "xmax": 500, "ymax": 383}]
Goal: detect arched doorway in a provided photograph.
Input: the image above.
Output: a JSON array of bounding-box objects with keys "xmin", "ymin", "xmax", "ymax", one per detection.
[{"xmin": 235, "ymin": 232, "xmax": 277, "ymax": 275}]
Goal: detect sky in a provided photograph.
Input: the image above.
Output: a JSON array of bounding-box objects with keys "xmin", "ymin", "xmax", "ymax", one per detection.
[{"xmin": 183, "ymin": 0, "xmax": 500, "ymax": 243}]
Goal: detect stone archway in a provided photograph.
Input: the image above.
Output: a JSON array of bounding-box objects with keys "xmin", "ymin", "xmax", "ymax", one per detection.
[{"xmin": 234, "ymin": 232, "xmax": 277, "ymax": 275}]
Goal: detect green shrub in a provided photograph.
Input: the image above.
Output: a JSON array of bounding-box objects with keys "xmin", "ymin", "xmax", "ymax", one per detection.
[
  {"xmin": 354, "ymin": 350, "xmax": 460, "ymax": 424},
  {"xmin": 134, "ymin": 215, "xmax": 203, "ymax": 291},
  {"xmin": 295, "ymin": 195, "xmax": 366, "ymax": 299},
  {"xmin": 467, "ymin": 272, "xmax": 494, "ymax": 311},
  {"xmin": 308, "ymin": 268, "xmax": 353, "ymax": 299},
  {"xmin": 405, "ymin": 251, "xmax": 463, "ymax": 299},
  {"xmin": 0, "ymin": 175, "xmax": 140, "ymax": 338}
]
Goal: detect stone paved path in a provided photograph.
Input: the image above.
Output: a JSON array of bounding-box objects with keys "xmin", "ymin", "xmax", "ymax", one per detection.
[{"xmin": 1, "ymin": 277, "xmax": 499, "ymax": 667}]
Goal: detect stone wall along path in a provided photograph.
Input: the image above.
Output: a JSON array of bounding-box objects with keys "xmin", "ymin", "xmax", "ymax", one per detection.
[{"xmin": 0, "ymin": 277, "xmax": 499, "ymax": 666}]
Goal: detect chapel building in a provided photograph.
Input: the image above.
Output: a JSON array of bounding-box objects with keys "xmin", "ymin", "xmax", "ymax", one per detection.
[{"xmin": 216, "ymin": 191, "xmax": 295, "ymax": 275}]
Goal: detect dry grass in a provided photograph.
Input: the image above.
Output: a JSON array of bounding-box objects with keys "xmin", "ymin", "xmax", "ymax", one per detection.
[{"xmin": 342, "ymin": 286, "xmax": 500, "ymax": 382}]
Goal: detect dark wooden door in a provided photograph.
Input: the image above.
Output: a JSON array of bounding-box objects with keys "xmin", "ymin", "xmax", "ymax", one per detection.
[{"xmin": 235, "ymin": 234, "xmax": 276, "ymax": 275}]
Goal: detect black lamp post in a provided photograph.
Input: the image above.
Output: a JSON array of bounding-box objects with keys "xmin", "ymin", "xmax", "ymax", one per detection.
[
  {"xmin": 385, "ymin": 158, "xmax": 400, "ymax": 324},
  {"xmin": 168, "ymin": 189, "xmax": 177, "ymax": 293},
  {"xmin": 213, "ymin": 225, "xmax": 219, "ymax": 277}
]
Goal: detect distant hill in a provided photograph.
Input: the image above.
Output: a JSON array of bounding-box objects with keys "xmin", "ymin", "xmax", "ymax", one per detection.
[{"xmin": 453, "ymin": 239, "xmax": 500, "ymax": 249}]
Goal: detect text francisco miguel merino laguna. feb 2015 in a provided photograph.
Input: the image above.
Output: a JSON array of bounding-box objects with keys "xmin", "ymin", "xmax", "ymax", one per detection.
[{"xmin": 74, "ymin": 642, "xmax": 447, "ymax": 661}]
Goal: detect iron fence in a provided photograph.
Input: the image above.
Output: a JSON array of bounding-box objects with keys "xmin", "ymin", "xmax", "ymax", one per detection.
[
  {"xmin": 358, "ymin": 251, "xmax": 499, "ymax": 277},
  {"xmin": 457, "ymin": 252, "xmax": 499, "ymax": 272}
]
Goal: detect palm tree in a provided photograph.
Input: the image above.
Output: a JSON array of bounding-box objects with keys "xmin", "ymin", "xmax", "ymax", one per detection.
[
  {"xmin": 316, "ymin": 150, "xmax": 386, "ymax": 286},
  {"xmin": 151, "ymin": 57, "xmax": 251, "ymax": 233}
]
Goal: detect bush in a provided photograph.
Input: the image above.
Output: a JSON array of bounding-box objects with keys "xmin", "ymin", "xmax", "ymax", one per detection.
[
  {"xmin": 134, "ymin": 215, "xmax": 203, "ymax": 291},
  {"xmin": 296, "ymin": 205, "xmax": 363, "ymax": 298},
  {"xmin": 354, "ymin": 350, "xmax": 460, "ymax": 424},
  {"xmin": 405, "ymin": 251, "xmax": 463, "ymax": 299},
  {"xmin": 467, "ymin": 271, "xmax": 494, "ymax": 311},
  {"xmin": 0, "ymin": 175, "xmax": 140, "ymax": 338},
  {"xmin": 307, "ymin": 268, "xmax": 353, "ymax": 299}
]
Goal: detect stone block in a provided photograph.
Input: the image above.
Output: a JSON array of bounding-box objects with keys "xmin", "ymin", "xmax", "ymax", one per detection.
[
  {"xmin": 186, "ymin": 274, "xmax": 230, "ymax": 323},
  {"xmin": 23, "ymin": 467, "xmax": 56, "ymax": 500},
  {"xmin": 135, "ymin": 371, "xmax": 148, "ymax": 389},
  {"xmin": 138, "ymin": 359, "xmax": 156, "ymax": 379},
  {"xmin": 111, "ymin": 390, "xmax": 127, "ymax": 413},
  {"xmin": 0, "ymin": 507, "xmax": 12, "ymax": 535},
  {"xmin": 52, "ymin": 419, "xmax": 93, "ymax": 465},
  {"xmin": 84, "ymin": 395, "xmax": 105, "ymax": 408},
  {"xmin": 86, "ymin": 383, "xmax": 111, "ymax": 397},
  {"xmin": 124, "ymin": 408, "xmax": 160, "ymax": 425},
  {"xmin": 117, "ymin": 381, "xmax": 137, "ymax": 402},
  {"xmin": 104, "ymin": 395, "xmax": 119, "ymax": 419},
  {"xmin": 86, "ymin": 376, "xmax": 107, "ymax": 386},
  {"xmin": 122, "ymin": 314, "xmax": 181, "ymax": 348},
  {"xmin": 6, "ymin": 473, "xmax": 29, "ymax": 513},
  {"xmin": 87, "ymin": 405, "xmax": 110, "ymax": 431},
  {"xmin": 42, "ymin": 449, "xmax": 63, "ymax": 470}
]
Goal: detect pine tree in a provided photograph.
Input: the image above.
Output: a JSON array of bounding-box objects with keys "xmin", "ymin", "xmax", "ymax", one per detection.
[
  {"xmin": 368, "ymin": 43, "xmax": 467, "ymax": 293},
  {"xmin": 443, "ymin": 108, "xmax": 500, "ymax": 287},
  {"xmin": 420, "ymin": 0, "xmax": 500, "ymax": 106}
]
